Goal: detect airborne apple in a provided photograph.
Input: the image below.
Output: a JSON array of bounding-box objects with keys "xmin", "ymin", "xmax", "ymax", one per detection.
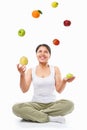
[
  {"xmin": 51, "ymin": 1, "xmax": 58, "ymax": 8},
  {"xmin": 63, "ymin": 20, "xmax": 71, "ymax": 26},
  {"xmin": 18, "ymin": 29, "xmax": 25, "ymax": 37},
  {"xmin": 53, "ymin": 39, "xmax": 60, "ymax": 45},
  {"xmin": 20, "ymin": 56, "xmax": 28, "ymax": 65}
]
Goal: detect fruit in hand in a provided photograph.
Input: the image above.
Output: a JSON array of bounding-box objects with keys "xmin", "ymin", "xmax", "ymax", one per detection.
[
  {"xmin": 53, "ymin": 39, "xmax": 60, "ymax": 45},
  {"xmin": 63, "ymin": 20, "xmax": 71, "ymax": 26},
  {"xmin": 20, "ymin": 56, "xmax": 28, "ymax": 65},
  {"xmin": 66, "ymin": 73, "xmax": 73, "ymax": 79},
  {"xmin": 18, "ymin": 29, "xmax": 25, "ymax": 37},
  {"xmin": 51, "ymin": 1, "xmax": 59, "ymax": 8}
]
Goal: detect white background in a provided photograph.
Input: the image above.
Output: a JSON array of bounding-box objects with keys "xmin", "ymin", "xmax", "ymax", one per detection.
[{"xmin": 0, "ymin": 0, "xmax": 87, "ymax": 130}]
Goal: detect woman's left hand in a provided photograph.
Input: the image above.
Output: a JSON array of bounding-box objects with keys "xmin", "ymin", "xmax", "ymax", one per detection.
[{"xmin": 63, "ymin": 76, "xmax": 76, "ymax": 83}]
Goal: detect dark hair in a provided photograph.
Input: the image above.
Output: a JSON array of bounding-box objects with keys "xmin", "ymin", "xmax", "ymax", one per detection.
[{"xmin": 35, "ymin": 44, "xmax": 51, "ymax": 55}]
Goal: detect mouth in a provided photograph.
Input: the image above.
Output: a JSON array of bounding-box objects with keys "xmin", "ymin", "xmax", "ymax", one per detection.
[{"xmin": 39, "ymin": 56, "xmax": 46, "ymax": 60}]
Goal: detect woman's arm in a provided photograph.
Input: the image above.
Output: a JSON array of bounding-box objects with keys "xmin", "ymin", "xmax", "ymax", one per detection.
[
  {"xmin": 17, "ymin": 64, "xmax": 32, "ymax": 93},
  {"xmin": 54, "ymin": 66, "xmax": 75, "ymax": 93}
]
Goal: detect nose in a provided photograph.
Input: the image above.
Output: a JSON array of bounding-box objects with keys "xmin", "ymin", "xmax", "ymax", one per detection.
[{"xmin": 40, "ymin": 51, "xmax": 45, "ymax": 55}]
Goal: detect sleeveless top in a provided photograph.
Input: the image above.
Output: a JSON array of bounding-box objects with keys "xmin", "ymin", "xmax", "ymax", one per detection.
[{"xmin": 31, "ymin": 65, "xmax": 56, "ymax": 103}]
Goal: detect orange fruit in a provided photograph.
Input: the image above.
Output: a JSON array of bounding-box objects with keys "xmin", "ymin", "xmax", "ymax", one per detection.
[{"xmin": 32, "ymin": 10, "xmax": 42, "ymax": 18}]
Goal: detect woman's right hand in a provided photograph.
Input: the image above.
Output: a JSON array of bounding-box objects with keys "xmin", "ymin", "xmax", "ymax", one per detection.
[{"xmin": 17, "ymin": 64, "xmax": 26, "ymax": 75}]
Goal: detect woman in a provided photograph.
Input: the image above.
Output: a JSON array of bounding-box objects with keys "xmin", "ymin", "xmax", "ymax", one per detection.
[{"xmin": 12, "ymin": 44, "xmax": 75, "ymax": 123}]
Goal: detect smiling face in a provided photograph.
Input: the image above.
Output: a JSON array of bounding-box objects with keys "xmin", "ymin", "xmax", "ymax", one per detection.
[{"xmin": 36, "ymin": 46, "xmax": 51, "ymax": 64}]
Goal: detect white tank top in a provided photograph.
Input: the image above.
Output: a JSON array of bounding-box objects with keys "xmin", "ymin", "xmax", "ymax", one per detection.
[{"xmin": 31, "ymin": 65, "xmax": 56, "ymax": 103}]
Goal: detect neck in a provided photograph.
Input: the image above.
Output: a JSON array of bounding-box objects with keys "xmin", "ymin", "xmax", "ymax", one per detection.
[{"xmin": 39, "ymin": 63, "xmax": 49, "ymax": 68}]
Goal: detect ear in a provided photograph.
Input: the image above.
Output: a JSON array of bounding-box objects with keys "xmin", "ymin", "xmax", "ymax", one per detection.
[{"xmin": 49, "ymin": 54, "xmax": 51, "ymax": 59}]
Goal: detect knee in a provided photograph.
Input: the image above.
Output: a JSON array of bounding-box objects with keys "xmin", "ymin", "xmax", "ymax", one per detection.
[
  {"xmin": 60, "ymin": 99, "xmax": 74, "ymax": 113},
  {"xmin": 12, "ymin": 104, "xmax": 20, "ymax": 115},
  {"xmin": 66, "ymin": 100, "xmax": 74, "ymax": 112}
]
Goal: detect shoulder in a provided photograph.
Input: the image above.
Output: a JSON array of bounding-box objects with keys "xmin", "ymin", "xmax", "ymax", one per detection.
[
  {"xmin": 27, "ymin": 66, "xmax": 36, "ymax": 74},
  {"xmin": 54, "ymin": 66, "xmax": 61, "ymax": 75},
  {"xmin": 49, "ymin": 65, "xmax": 60, "ymax": 71},
  {"xmin": 49, "ymin": 65, "xmax": 61, "ymax": 74},
  {"xmin": 27, "ymin": 67, "xmax": 32, "ymax": 71},
  {"xmin": 54, "ymin": 66, "xmax": 60, "ymax": 71},
  {"xmin": 26, "ymin": 68, "xmax": 32, "ymax": 75}
]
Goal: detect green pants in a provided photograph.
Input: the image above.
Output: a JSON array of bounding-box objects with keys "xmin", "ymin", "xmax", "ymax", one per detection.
[{"xmin": 12, "ymin": 99, "xmax": 74, "ymax": 123}]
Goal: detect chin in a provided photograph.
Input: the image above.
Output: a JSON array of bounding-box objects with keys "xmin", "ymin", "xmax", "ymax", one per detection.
[{"xmin": 40, "ymin": 61, "xmax": 47, "ymax": 64}]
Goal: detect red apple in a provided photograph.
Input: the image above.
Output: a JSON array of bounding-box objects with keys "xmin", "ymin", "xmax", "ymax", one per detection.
[
  {"xmin": 63, "ymin": 20, "xmax": 71, "ymax": 26},
  {"xmin": 53, "ymin": 39, "xmax": 60, "ymax": 45}
]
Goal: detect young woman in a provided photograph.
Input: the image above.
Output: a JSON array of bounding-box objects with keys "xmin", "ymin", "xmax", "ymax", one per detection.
[{"xmin": 12, "ymin": 44, "xmax": 75, "ymax": 123}]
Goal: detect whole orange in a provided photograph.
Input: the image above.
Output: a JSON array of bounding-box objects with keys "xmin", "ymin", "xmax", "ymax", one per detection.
[{"xmin": 32, "ymin": 10, "xmax": 42, "ymax": 18}]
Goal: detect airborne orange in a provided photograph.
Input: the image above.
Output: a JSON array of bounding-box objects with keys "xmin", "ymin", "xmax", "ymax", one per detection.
[{"xmin": 32, "ymin": 10, "xmax": 42, "ymax": 18}]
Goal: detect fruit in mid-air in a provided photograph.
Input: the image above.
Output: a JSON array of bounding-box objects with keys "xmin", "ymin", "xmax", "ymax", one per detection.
[
  {"xmin": 32, "ymin": 10, "xmax": 42, "ymax": 18},
  {"xmin": 18, "ymin": 29, "xmax": 25, "ymax": 37},
  {"xmin": 19, "ymin": 56, "xmax": 28, "ymax": 65},
  {"xmin": 63, "ymin": 20, "xmax": 71, "ymax": 26},
  {"xmin": 66, "ymin": 73, "xmax": 73, "ymax": 79},
  {"xmin": 51, "ymin": 1, "xmax": 59, "ymax": 8},
  {"xmin": 53, "ymin": 39, "xmax": 60, "ymax": 45}
]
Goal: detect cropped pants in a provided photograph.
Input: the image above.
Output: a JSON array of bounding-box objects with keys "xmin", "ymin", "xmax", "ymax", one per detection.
[{"xmin": 12, "ymin": 99, "xmax": 74, "ymax": 123}]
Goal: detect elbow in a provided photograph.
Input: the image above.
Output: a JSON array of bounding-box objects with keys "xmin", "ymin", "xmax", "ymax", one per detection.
[
  {"xmin": 20, "ymin": 86, "xmax": 29, "ymax": 93},
  {"xmin": 56, "ymin": 87, "xmax": 62, "ymax": 93},
  {"xmin": 58, "ymin": 89, "xmax": 62, "ymax": 93},
  {"xmin": 21, "ymin": 89, "xmax": 27, "ymax": 93}
]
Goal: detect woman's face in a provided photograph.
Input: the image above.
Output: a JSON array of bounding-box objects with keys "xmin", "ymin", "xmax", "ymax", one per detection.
[{"xmin": 36, "ymin": 46, "xmax": 51, "ymax": 64}]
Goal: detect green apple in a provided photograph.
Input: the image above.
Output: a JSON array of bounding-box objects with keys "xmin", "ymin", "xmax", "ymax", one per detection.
[
  {"xmin": 20, "ymin": 56, "xmax": 28, "ymax": 65},
  {"xmin": 66, "ymin": 73, "xmax": 73, "ymax": 79},
  {"xmin": 18, "ymin": 29, "xmax": 25, "ymax": 37},
  {"xmin": 51, "ymin": 1, "xmax": 58, "ymax": 8}
]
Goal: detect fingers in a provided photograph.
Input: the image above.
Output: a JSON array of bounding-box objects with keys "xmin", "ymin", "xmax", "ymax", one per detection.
[
  {"xmin": 17, "ymin": 64, "xmax": 26, "ymax": 74},
  {"xmin": 64, "ymin": 76, "xmax": 75, "ymax": 82},
  {"xmin": 67, "ymin": 76, "xmax": 75, "ymax": 82}
]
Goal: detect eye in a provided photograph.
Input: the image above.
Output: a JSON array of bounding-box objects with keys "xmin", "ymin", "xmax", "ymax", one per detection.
[
  {"xmin": 44, "ymin": 50, "xmax": 49, "ymax": 54},
  {"xmin": 44, "ymin": 50, "xmax": 49, "ymax": 53},
  {"xmin": 38, "ymin": 50, "xmax": 42, "ymax": 53}
]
